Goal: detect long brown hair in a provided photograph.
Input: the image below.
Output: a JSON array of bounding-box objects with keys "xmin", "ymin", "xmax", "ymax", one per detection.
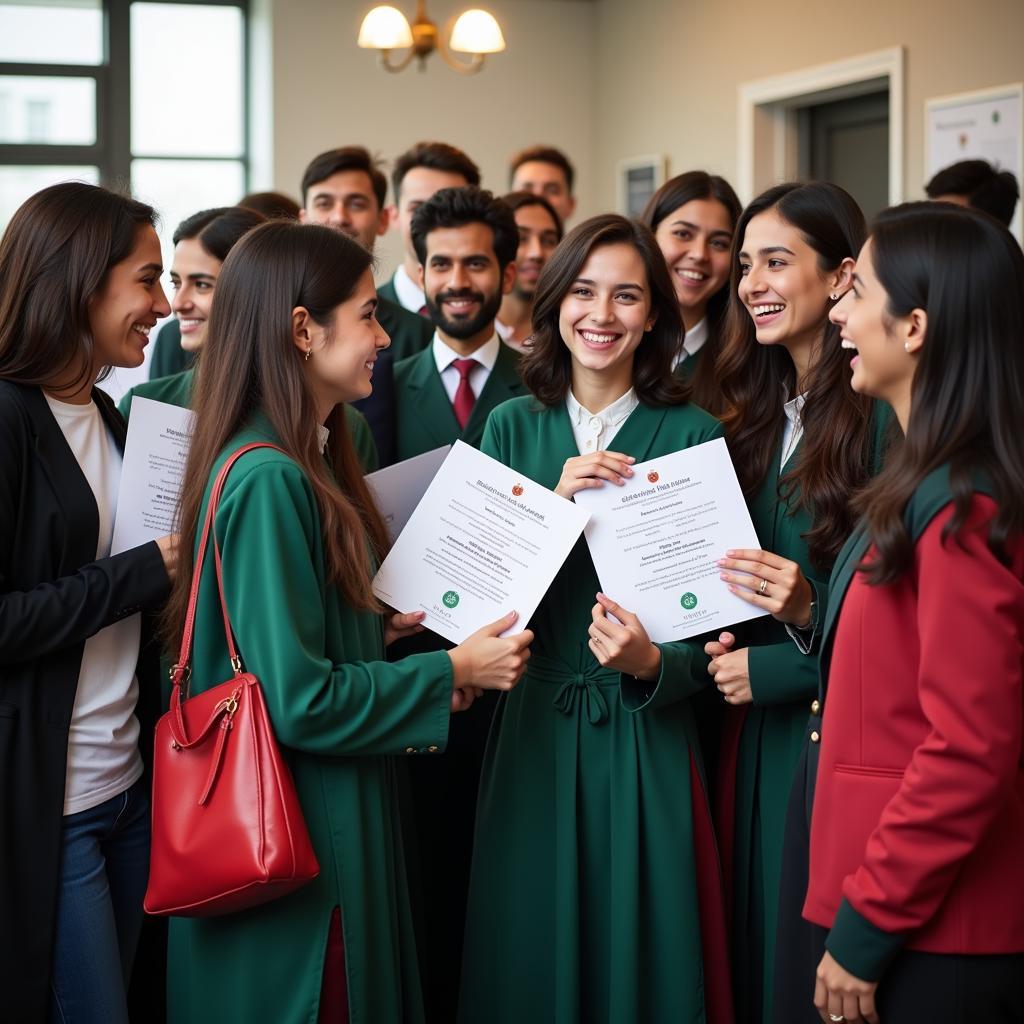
[
  {"xmin": 521, "ymin": 214, "xmax": 690, "ymax": 408},
  {"xmin": 717, "ymin": 182, "xmax": 872, "ymax": 570},
  {"xmin": 164, "ymin": 221, "xmax": 389, "ymax": 651},
  {"xmin": 854, "ymin": 203, "xmax": 1024, "ymax": 583},
  {"xmin": 0, "ymin": 181, "xmax": 157, "ymax": 391},
  {"xmin": 640, "ymin": 170, "xmax": 741, "ymax": 414}
]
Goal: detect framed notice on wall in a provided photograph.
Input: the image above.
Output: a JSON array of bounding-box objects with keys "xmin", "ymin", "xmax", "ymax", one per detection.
[
  {"xmin": 926, "ymin": 83, "xmax": 1023, "ymax": 242},
  {"xmin": 616, "ymin": 155, "xmax": 667, "ymax": 219}
]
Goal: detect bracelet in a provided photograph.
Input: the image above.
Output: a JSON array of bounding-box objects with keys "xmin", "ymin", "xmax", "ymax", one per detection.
[{"xmin": 793, "ymin": 599, "xmax": 817, "ymax": 632}]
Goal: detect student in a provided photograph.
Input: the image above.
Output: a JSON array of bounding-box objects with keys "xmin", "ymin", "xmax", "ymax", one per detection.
[
  {"xmin": 924, "ymin": 158, "xmax": 1019, "ymax": 226},
  {"xmin": 496, "ymin": 191, "xmax": 563, "ymax": 350},
  {"xmin": 790, "ymin": 202, "xmax": 1024, "ymax": 1023},
  {"xmin": 300, "ymin": 146, "xmax": 432, "ymax": 363},
  {"xmin": 460, "ymin": 214, "xmax": 732, "ymax": 1024},
  {"xmin": 395, "ymin": 186, "xmax": 525, "ymax": 462},
  {"xmin": 509, "ymin": 144, "xmax": 577, "ymax": 224},
  {"xmin": 393, "ymin": 184, "xmax": 526, "ymax": 1022},
  {"xmin": 706, "ymin": 182, "xmax": 886, "ymax": 1024},
  {"xmin": 379, "ymin": 141, "xmax": 481, "ymax": 316},
  {"xmin": 0, "ymin": 182, "xmax": 177, "ymax": 1023},
  {"xmin": 164, "ymin": 220, "xmax": 532, "ymax": 1024},
  {"xmin": 118, "ymin": 206, "xmax": 381, "ymax": 474},
  {"xmin": 640, "ymin": 170, "xmax": 741, "ymax": 414}
]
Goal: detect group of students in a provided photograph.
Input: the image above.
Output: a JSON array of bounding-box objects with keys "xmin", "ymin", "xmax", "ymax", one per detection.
[{"xmin": 0, "ymin": 136, "xmax": 1022, "ymax": 1024}]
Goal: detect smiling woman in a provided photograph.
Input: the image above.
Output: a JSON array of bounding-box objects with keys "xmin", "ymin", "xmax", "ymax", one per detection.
[
  {"xmin": 0, "ymin": 181, "xmax": 178, "ymax": 1021},
  {"xmin": 460, "ymin": 214, "xmax": 733, "ymax": 1024}
]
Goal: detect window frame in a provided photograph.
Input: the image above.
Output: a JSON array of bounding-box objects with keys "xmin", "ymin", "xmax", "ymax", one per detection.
[{"xmin": 0, "ymin": 0, "xmax": 249, "ymax": 189}]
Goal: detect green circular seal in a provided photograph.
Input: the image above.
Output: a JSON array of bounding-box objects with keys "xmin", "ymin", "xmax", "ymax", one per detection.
[
  {"xmin": 680, "ymin": 592, "xmax": 698, "ymax": 610},
  {"xmin": 442, "ymin": 590, "xmax": 460, "ymax": 609}
]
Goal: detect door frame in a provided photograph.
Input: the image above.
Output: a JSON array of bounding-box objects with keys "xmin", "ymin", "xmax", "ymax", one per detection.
[{"xmin": 737, "ymin": 46, "xmax": 904, "ymax": 205}]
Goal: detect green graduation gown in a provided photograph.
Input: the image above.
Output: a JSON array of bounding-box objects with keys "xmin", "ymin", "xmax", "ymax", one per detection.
[
  {"xmin": 722, "ymin": 408, "xmax": 891, "ymax": 1024},
  {"xmin": 117, "ymin": 368, "xmax": 380, "ymax": 473},
  {"xmin": 393, "ymin": 341, "xmax": 525, "ymax": 462},
  {"xmin": 147, "ymin": 319, "xmax": 195, "ymax": 379},
  {"xmin": 166, "ymin": 416, "xmax": 455, "ymax": 1024},
  {"xmin": 459, "ymin": 397, "xmax": 725, "ymax": 1023}
]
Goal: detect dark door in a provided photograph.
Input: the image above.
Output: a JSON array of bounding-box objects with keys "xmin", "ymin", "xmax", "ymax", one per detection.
[{"xmin": 802, "ymin": 90, "xmax": 889, "ymax": 221}]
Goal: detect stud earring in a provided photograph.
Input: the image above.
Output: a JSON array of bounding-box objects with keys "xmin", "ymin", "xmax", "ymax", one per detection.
[
  {"xmin": 829, "ymin": 292, "xmax": 840, "ymax": 301},
  {"xmin": 904, "ymin": 342, "xmax": 911, "ymax": 352},
  {"xmin": 305, "ymin": 348, "xmax": 312, "ymax": 362}
]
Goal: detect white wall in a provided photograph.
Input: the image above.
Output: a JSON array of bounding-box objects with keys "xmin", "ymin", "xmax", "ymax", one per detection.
[{"xmin": 252, "ymin": 0, "xmax": 597, "ymax": 277}]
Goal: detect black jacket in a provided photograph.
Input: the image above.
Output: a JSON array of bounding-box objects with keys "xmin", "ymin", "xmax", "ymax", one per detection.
[{"xmin": 0, "ymin": 381, "xmax": 170, "ymax": 1022}]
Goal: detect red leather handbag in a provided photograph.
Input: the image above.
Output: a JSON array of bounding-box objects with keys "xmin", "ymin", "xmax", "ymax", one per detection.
[{"xmin": 144, "ymin": 442, "xmax": 319, "ymax": 917}]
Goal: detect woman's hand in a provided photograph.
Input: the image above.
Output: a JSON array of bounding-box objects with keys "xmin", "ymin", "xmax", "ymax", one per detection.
[
  {"xmin": 588, "ymin": 593, "xmax": 661, "ymax": 680},
  {"xmin": 554, "ymin": 452, "xmax": 634, "ymax": 500},
  {"xmin": 448, "ymin": 610, "xmax": 533, "ymax": 692},
  {"xmin": 384, "ymin": 609, "xmax": 426, "ymax": 647},
  {"xmin": 156, "ymin": 534, "xmax": 179, "ymax": 580},
  {"xmin": 814, "ymin": 952, "xmax": 880, "ymax": 1024},
  {"xmin": 717, "ymin": 548, "xmax": 813, "ymax": 626},
  {"xmin": 705, "ymin": 633, "xmax": 753, "ymax": 704}
]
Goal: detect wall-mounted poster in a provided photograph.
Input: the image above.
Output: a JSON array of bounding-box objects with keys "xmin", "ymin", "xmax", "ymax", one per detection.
[
  {"xmin": 617, "ymin": 155, "xmax": 667, "ymax": 218},
  {"xmin": 926, "ymin": 83, "xmax": 1023, "ymax": 242}
]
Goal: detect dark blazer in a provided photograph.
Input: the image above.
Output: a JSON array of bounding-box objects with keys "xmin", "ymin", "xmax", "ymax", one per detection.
[
  {"xmin": 376, "ymin": 295, "xmax": 432, "ymax": 363},
  {"xmin": 376, "ymin": 274, "xmax": 402, "ymax": 310},
  {"xmin": 804, "ymin": 469, "xmax": 1024, "ymax": 980},
  {"xmin": 393, "ymin": 340, "xmax": 526, "ymax": 462},
  {"xmin": 0, "ymin": 381, "xmax": 170, "ymax": 1021}
]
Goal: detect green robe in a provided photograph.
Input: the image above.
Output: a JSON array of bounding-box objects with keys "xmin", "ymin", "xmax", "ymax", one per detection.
[
  {"xmin": 460, "ymin": 397, "xmax": 723, "ymax": 1023},
  {"xmin": 377, "ymin": 295, "xmax": 433, "ymax": 363},
  {"xmin": 167, "ymin": 416, "xmax": 455, "ymax": 1024},
  {"xmin": 148, "ymin": 319, "xmax": 195, "ymax": 379},
  {"xmin": 725, "ymin": 408, "xmax": 891, "ymax": 1024},
  {"xmin": 393, "ymin": 341, "xmax": 525, "ymax": 462},
  {"xmin": 117, "ymin": 368, "xmax": 380, "ymax": 473}
]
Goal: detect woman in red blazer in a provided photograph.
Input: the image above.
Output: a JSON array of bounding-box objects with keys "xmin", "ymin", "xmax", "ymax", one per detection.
[{"xmin": 803, "ymin": 202, "xmax": 1024, "ymax": 1023}]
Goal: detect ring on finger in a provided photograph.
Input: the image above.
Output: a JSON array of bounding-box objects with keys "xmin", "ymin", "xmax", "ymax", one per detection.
[
  {"xmin": 828, "ymin": 1015, "xmax": 846, "ymax": 1023},
  {"xmin": 758, "ymin": 577, "xmax": 769, "ymax": 595}
]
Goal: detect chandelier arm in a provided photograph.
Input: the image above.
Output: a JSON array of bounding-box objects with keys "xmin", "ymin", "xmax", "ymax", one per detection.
[
  {"xmin": 435, "ymin": 34, "xmax": 485, "ymax": 75},
  {"xmin": 378, "ymin": 47, "xmax": 418, "ymax": 73}
]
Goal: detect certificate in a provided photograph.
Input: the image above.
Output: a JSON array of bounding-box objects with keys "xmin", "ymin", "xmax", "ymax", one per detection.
[
  {"xmin": 574, "ymin": 437, "xmax": 767, "ymax": 642},
  {"xmin": 111, "ymin": 397, "xmax": 195, "ymax": 555},
  {"xmin": 365, "ymin": 445, "xmax": 451, "ymax": 543},
  {"xmin": 372, "ymin": 440, "xmax": 590, "ymax": 644}
]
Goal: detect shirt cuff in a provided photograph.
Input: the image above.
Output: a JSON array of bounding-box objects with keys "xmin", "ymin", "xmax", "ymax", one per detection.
[{"xmin": 825, "ymin": 897, "xmax": 907, "ymax": 982}]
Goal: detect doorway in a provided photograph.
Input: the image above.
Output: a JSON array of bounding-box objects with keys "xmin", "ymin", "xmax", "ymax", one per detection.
[{"xmin": 799, "ymin": 89, "xmax": 890, "ymax": 221}]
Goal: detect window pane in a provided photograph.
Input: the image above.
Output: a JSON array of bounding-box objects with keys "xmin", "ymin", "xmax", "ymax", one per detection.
[
  {"xmin": 131, "ymin": 3, "xmax": 244, "ymax": 158},
  {"xmin": 0, "ymin": 1, "xmax": 103, "ymax": 65},
  {"xmin": 0, "ymin": 76, "xmax": 96, "ymax": 144},
  {"xmin": 131, "ymin": 157, "xmax": 245, "ymax": 268},
  {"xmin": 0, "ymin": 164, "xmax": 99, "ymax": 231}
]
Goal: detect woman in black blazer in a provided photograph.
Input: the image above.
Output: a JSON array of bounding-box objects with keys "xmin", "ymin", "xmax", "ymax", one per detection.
[{"xmin": 0, "ymin": 182, "xmax": 176, "ymax": 1023}]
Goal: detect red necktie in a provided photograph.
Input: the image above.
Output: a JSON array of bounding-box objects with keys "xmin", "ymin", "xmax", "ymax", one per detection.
[
  {"xmin": 451, "ymin": 358, "xmax": 477, "ymax": 429},
  {"xmin": 417, "ymin": 303, "xmax": 430, "ymax": 318}
]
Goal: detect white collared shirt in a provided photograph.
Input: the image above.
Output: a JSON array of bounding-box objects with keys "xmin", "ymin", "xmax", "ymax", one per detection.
[
  {"xmin": 671, "ymin": 317, "xmax": 709, "ymax": 370},
  {"xmin": 565, "ymin": 387, "xmax": 639, "ymax": 454},
  {"xmin": 393, "ymin": 264, "xmax": 426, "ymax": 314},
  {"xmin": 433, "ymin": 332, "xmax": 500, "ymax": 404},
  {"xmin": 780, "ymin": 391, "xmax": 807, "ymax": 469},
  {"xmin": 316, "ymin": 423, "xmax": 330, "ymax": 454}
]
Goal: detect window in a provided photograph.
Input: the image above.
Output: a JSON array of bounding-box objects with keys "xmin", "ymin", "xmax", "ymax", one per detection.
[{"xmin": 0, "ymin": 0, "xmax": 248, "ymax": 255}]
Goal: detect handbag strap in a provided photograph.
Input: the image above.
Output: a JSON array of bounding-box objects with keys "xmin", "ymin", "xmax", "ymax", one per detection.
[{"xmin": 170, "ymin": 442, "xmax": 286, "ymax": 691}]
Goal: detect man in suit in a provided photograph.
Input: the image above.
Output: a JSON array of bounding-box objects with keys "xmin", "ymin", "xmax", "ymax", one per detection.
[
  {"xmin": 395, "ymin": 185, "xmax": 524, "ymax": 461},
  {"xmin": 496, "ymin": 190, "xmax": 563, "ymax": 350},
  {"xmin": 378, "ymin": 141, "xmax": 480, "ymax": 317},
  {"xmin": 393, "ymin": 186, "xmax": 523, "ymax": 1022},
  {"xmin": 509, "ymin": 143, "xmax": 577, "ymax": 225},
  {"xmin": 300, "ymin": 146, "xmax": 433, "ymax": 463}
]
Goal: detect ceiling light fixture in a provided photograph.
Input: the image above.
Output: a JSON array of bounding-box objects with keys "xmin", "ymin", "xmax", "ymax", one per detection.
[{"xmin": 357, "ymin": 2, "xmax": 505, "ymax": 75}]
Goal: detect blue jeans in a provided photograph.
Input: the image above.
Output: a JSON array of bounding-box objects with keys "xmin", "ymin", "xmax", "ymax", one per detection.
[{"xmin": 49, "ymin": 778, "xmax": 151, "ymax": 1024}]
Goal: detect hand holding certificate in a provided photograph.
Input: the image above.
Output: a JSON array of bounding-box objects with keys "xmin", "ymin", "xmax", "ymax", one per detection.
[
  {"xmin": 372, "ymin": 441, "xmax": 591, "ymax": 644},
  {"xmin": 574, "ymin": 437, "xmax": 767, "ymax": 642}
]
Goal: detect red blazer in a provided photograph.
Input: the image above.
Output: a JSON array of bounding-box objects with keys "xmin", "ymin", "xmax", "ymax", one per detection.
[{"xmin": 804, "ymin": 495, "xmax": 1024, "ymax": 979}]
